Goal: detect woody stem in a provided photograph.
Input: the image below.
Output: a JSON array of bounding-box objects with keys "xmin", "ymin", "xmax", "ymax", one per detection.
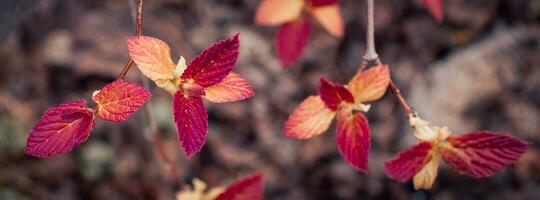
[
  {"xmin": 362, "ymin": 0, "xmax": 378, "ymax": 63},
  {"xmin": 360, "ymin": 0, "xmax": 415, "ymax": 117},
  {"xmin": 117, "ymin": 0, "xmax": 143, "ymax": 79}
]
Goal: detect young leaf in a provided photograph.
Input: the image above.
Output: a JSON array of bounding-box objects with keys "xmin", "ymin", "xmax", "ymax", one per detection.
[
  {"xmin": 204, "ymin": 72, "xmax": 255, "ymax": 103},
  {"xmin": 92, "ymin": 80, "xmax": 152, "ymax": 122},
  {"xmin": 336, "ymin": 111, "xmax": 371, "ymax": 172},
  {"xmin": 348, "ymin": 64, "xmax": 390, "ymax": 103},
  {"xmin": 126, "ymin": 36, "xmax": 176, "ymax": 81},
  {"xmin": 310, "ymin": 4, "xmax": 344, "ymax": 37},
  {"xmin": 421, "ymin": 0, "xmax": 443, "ymax": 23},
  {"xmin": 215, "ymin": 172, "xmax": 265, "ymax": 200},
  {"xmin": 308, "ymin": 0, "xmax": 339, "ymax": 7},
  {"xmin": 439, "ymin": 131, "xmax": 529, "ymax": 177},
  {"xmin": 181, "ymin": 34, "xmax": 240, "ymax": 88},
  {"xmin": 173, "ymin": 90, "xmax": 208, "ymax": 158},
  {"xmin": 25, "ymin": 100, "xmax": 95, "ymax": 158},
  {"xmin": 276, "ymin": 16, "xmax": 311, "ymax": 66},
  {"xmin": 384, "ymin": 141, "xmax": 434, "ymax": 182},
  {"xmin": 319, "ymin": 78, "xmax": 354, "ymax": 111},
  {"xmin": 413, "ymin": 154, "xmax": 439, "ymax": 189},
  {"xmin": 284, "ymin": 96, "xmax": 336, "ymax": 139},
  {"xmin": 176, "ymin": 179, "xmax": 225, "ymax": 200},
  {"xmin": 255, "ymin": 0, "xmax": 305, "ymax": 26}
]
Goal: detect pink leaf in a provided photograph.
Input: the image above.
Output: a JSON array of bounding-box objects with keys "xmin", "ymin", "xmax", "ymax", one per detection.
[
  {"xmin": 93, "ymin": 80, "xmax": 152, "ymax": 122},
  {"xmin": 181, "ymin": 34, "xmax": 240, "ymax": 88},
  {"xmin": 25, "ymin": 100, "xmax": 95, "ymax": 158},
  {"xmin": 336, "ymin": 111, "xmax": 371, "ymax": 172},
  {"xmin": 319, "ymin": 78, "xmax": 354, "ymax": 111},
  {"xmin": 439, "ymin": 131, "xmax": 529, "ymax": 177},
  {"xmin": 421, "ymin": 0, "xmax": 443, "ymax": 23},
  {"xmin": 215, "ymin": 172, "xmax": 265, "ymax": 200},
  {"xmin": 309, "ymin": 0, "xmax": 339, "ymax": 7},
  {"xmin": 173, "ymin": 90, "xmax": 208, "ymax": 158},
  {"xmin": 384, "ymin": 141, "xmax": 434, "ymax": 181},
  {"xmin": 276, "ymin": 16, "xmax": 311, "ymax": 66}
]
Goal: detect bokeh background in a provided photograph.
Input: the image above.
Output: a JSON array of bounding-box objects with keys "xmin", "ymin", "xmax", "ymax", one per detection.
[{"xmin": 1, "ymin": 0, "xmax": 540, "ymax": 199}]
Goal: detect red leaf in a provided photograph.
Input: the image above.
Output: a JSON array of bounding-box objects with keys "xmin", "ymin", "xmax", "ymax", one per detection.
[
  {"xmin": 319, "ymin": 78, "xmax": 354, "ymax": 111},
  {"xmin": 384, "ymin": 141, "xmax": 434, "ymax": 181},
  {"xmin": 309, "ymin": 0, "xmax": 339, "ymax": 7},
  {"xmin": 276, "ymin": 16, "xmax": 311, "ymax": 66},
  {"xmin": 181, "ymin": 34, "xmax": 240, "ymax": 88},
  {"xmin": 439, "ymin": 131, "xmax": 529, "ymax": 177},
  {"xmin": 215, "ymin": 172, "xmax": 265, "ymax": 200},
  {"xmin": 173, "ymin": 90, "xmax": 208, "ymax": 158},
  {"xmin": 336, "ymin": 111, "xmax": 371, "ymax": 172},
  {"xmin": 93, "ymin": 80, "xmax": 152, "ymax": 122},
  {"xmin": 25, "ymin": 100, "xmax": 95, "ymax": 158},
  {"xmin": 421, "ymin": 0, "xmax": 443, "ymax": 23}
]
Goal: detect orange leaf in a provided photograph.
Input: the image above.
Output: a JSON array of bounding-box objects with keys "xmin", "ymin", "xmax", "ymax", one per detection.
[
  {"xmin": 310, "ymin": 4, "xmax": 344, "ymax": 37},
  {"xmin": 93, "ymin": 80, "xmax": 152, "ymax": 122},
  {"xmin": 347, "ymin": 64, "xmax": 390, "ymax": 103},
  {"xmin": 255, "ymin": 0, "xmax": 305, "ymax": 26},
  {"xmin": 126, "ymin": 36, "xmax": 176, "ymax": 81},
  {"xmin": 284, "ymin": 96, "xmax": 335, "ymax": 139},
  {"xmin": 204, "ymin": 72, "xmax": 255, "ymax": 103}
]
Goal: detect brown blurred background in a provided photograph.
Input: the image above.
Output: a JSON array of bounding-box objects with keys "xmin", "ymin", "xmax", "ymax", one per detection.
[{"xmin": 0, "ymin": 0, "xmax": 539, "ymax": 199}]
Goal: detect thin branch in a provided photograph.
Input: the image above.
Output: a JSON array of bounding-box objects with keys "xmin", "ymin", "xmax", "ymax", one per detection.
[
  {"xmin": 388, "ymin": 79, "xmax": 415, "ymax": 117},
  {"xmin": 363, "ymin": 0, "xmax": 378, "ymax": 62},
  {"xmin": 117, "ymin": 0, "xmax": 143, "ymax": 80}
]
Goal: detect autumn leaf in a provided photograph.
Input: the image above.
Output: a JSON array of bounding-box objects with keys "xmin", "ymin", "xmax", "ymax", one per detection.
[
  {"xmin": 204, "ymin": 72, "xmax": 255, "ymax": 103},
  {"xmin": 308, "ymin": 0, "xmax": 339, "ymax": 7},
  {"xmin": 348, "ymin": 64, "xmax": 390, "ymax": 103},
  {"xmin": 319, "ymin": 78, "xmax": 354, "ymax": 111},
  {"xmin": 181, "ymin": 34, "xmax": 240, "ymax": 88},
  {"xmin": 276, "ymin": 16, "xmax": 311, "ymax": 66},
  {"xmin": 215, "ymin": 172, "xmax": 265, "ymax": 200},
  {"xmin": 127, "ymin": 36, "xmax": 177, "ymax": 81},
  {"xmin": 384, "ymin": 142, "xmax": 434, "ymax": 182},
  {"xmin": 421, "ymin": 0, "xmax": 443, "ymax": 23},
  {"xmin": 92, "ymin": 79, "xmax": 152, "ymax": 122},
  {"xmin": 173, "ymin": 89, "xmax": 208, "ymax": 158},
  {"xmin": 284, "ymin": 96, "xmax": 336, "ymax": 139},
  {"xmin": 310, "ymin": 4, "xmax": 344, "ymax": 37},
  {"xmin": 336, "ymin": 111, "xmax": 371, "ymax": 172},
  {"xmin": 255, "ymin": 0, "xmax": 305, "ymax": 26},
  {"xmin": 25, "ymin": 100, "xmax": 95, "ymax": 158},
  {"xmin": 439, "ymin": 131, "xmax": 529, "ymax": 177}
]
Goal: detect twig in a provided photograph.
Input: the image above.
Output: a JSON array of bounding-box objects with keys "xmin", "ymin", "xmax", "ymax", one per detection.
[
  {"xmin": 362, "ymin": 0, "xmax": 378, "ymax": 62},
  {"xmin": 360, "ymin": 0, "xmax": 415, "ymax": 117},
  {"xmin": 388, "ymin": 79, "xmax": 415, "ymax": 117},
  {"xmin": 117, "ymin": 0, "xmax": 143, "ymax": 79}
]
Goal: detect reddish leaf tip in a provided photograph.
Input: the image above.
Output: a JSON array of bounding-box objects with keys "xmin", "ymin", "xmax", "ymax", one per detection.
[{"xmin": 215, "ymin": 172, "xmax": 265, "ymax": 200}]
